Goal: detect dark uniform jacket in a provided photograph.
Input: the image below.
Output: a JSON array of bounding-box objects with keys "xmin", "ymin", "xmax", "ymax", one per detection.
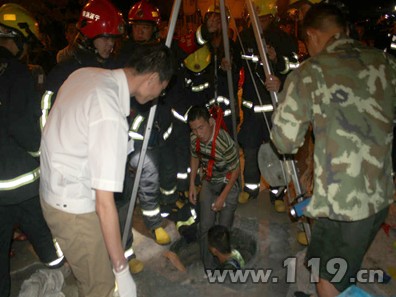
[{"xmin": 0, "ymin": 47, "xmax": 41, "ymax": 204}]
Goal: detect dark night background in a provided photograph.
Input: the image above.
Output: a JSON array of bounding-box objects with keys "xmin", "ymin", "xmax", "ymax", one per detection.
[{"xmin": 0, "ymin": 0, "xmax": 394, "ymax": 53}]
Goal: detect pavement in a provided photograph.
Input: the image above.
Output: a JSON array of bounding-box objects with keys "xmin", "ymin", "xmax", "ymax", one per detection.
[{"xmin": 9, "ymin": 190, "xmax": 396, "ymax": 297}]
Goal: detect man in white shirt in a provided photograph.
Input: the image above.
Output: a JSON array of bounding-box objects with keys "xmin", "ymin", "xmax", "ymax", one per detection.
[{"xmin": 40, "ymin": 43, "xmax": 174, "ymax": 297}]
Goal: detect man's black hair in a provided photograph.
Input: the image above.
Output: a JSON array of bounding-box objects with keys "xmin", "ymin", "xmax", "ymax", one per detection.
[
  {"xmin": 125, "ymin": 42, "xmax": 175, "ymax": 82},
  {"xmin": 208, "ymin": 225, "xmax": 231, "ymax": 254},
  {"xmin": 187, "ymin": 105, "xmax": 211, "ymax": 123},
  {"xmin": 303, "ymin": 3, "xmax": 347, "ymax": 35}
]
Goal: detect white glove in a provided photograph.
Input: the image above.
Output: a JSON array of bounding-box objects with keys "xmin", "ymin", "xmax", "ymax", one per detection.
[{"xmin": 114, "ymin": 265, "xmax": 136, "ymax": 297}]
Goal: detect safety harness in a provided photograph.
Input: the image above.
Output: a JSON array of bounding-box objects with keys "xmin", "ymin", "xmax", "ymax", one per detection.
[{"xmin": 195, "ymin": 106, "xmax": 230, "ymax": 181}]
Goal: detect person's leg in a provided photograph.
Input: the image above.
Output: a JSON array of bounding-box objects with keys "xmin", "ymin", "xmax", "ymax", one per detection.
[
  {"xmin": 41, "ymin": 200, "xmax": 114, "ymax": 297},
  {"xmin": 218, "ymin": 182, "xmax": 239, "ymax": 228},
  {"xmin": 19, "ymin": 196, "xmax": 63, "ymax": 267},
  {"xmin": 307, "ymin": 206, "xmax": 390, "ymax": 296},
  {"xmin": 0, "ymin": 205, "xmax": 16, "ymax": 297},
  {"xmin": 130, "ymin": 149, "xmax": 162, "ymax": 231},
  {"xmin": 241, "ymin": 147, "xmax": 261, "ymax": 199},
  {"xmin": 158, "ymin": 141, "xmax": 178, "ymax": 207},
  {"xmin": 199, "ymin": 180, "xmax": 217, "ymax": 270}
]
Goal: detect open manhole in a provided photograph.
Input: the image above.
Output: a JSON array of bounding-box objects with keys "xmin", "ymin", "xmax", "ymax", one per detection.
[{"xmin": 169, "ymin": 227, "xmax": 257, "ymax": 269}]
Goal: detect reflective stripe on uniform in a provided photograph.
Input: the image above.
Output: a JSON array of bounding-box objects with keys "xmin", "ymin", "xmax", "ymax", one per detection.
[
  {"xmin": 0, "ymin": 167, "xmax": 40, "ymax": 191},
  {"xmin": 280, "ymin": 52, "xmax": 300, "ymax": 74},
  {"xmin": 163, "ymin": 123, "xmax": 173, "ymax": 140},
  {"xmin": 196, "ymin": 26, "xmax": 206, "ymax": 45},
  {"xmin": 160, "ymin": 185, "xmax": 177, "ymax": 195},
  {"xmin": 141, "ymin": 207, "xmax": 161, "ymax": 217},
  {"xmin": 245, "ymin": 183, "xmax": 260, "ymax": 190},
  {"xmin": 128, "ymin": 115, "xmax": 145, "ymax": 140},
  {"xmin": 391, "ymin": 35, "xmax": 396, "ymax": 50},
  {"xmin": 254, "ymin": 105, "xmax": 273, "ymax": 113},
  {"xmin": 28, "ymin": 150, "xmax": 40, "ymax": 157},
  {"xmin": 40, "ymin": 90, "xmax": 54, "ymax": 130},
  {"xmin": 177, "ymin": 172, "xmax": 188, "ymax": 180},
  {"xmin": 128, "ymin": 131, "xmax": 144, "ymax": 140},
  {"xmin": 45, "ymin": 238, "xmax": 64, "ymax": 267},
  {"xmin": 176, "ymin": 215, "xmax": 196, "ymax": 230},
  {"xmin": 45, "ymin": 255, "xmax": 65, "ymax": 267},
  {"xmin": 191, "ymin": 82, "xmax": 210, "ymax": 92},
  {"xmin": 242, "ymin": 100, "xmax": 253, "ymax": 109},
  {"xmin": 171, "ymin": 108, "xmax": 191, "ymax": 123},
  {"xmin": 242, "ymin": 100, "xmax": 273, "ymax": 112},
  {"xmin": 124, "ymin": 247, "xmax": 135, "ymax": 259}
]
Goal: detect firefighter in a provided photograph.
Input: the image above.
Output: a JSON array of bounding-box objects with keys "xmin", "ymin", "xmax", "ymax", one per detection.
[
  {"xmin": 237, "ymin": 0, "xmax": 298, "ymax": 210},
  {"xmin": 0, "ymin": 4, "xmax": 64, "ymax": 296},
  {"xmin": 117, "ymin": 0, "xmax": 173, "ymax": 246}
]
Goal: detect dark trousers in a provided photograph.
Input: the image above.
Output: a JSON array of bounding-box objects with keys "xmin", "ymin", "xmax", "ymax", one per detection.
[
  {"xmin": 242, "ymin": 147, "xmax": 261, "ymax": 197},
  {"xmin": 198, "ymin": 180, "xmax": 239, "ymax": 270},
  {"xmin": 0, "ymin": 196, "xmax": 59, "ymax": 297}
]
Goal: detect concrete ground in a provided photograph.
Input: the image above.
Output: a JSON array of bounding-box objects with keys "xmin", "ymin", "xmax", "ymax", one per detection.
[{"xmin": 10, "ymin": 190, "xmax": 396, "ymax": 297}]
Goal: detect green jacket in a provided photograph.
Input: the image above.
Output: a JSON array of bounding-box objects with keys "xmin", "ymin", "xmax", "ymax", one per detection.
[{"xmin": 271, "ymin": 34, "xmax": 396, "ymax": 221}]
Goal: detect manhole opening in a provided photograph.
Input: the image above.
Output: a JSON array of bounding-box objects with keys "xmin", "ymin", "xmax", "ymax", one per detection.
[{"xmin": 170, "ymin": 227, "xmax": 257, "ymax": 268}]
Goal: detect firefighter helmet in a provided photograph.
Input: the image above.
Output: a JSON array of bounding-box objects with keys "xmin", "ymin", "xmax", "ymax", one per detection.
[
  {"xmin": 0, "ymin": 3, "xmax": 39, "ymax": 41},
  {"xmin": 128, "ymin": 0, "xmax": 161, "ymax": 26},
  {"xmin": 183, "ymin": 44, "xmax": 211, "ymax": 73},
  {"xmin": 254, "ymin": 0, "xmax": 278, "ymax": 17},
  {"xmin": 77, "ymin": 0, "xmax": 125, "ymax": 39}
]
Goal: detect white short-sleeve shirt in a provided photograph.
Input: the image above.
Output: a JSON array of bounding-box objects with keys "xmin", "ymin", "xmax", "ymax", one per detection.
[{"xmin": 40, "ymin": 68, "xmax": 130, "ymax": 214}]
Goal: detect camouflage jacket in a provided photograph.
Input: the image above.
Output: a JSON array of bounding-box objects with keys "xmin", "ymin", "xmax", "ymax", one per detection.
[{"xmin": 270, "ymin": 35, "xmax": 396, "ymax": 221}]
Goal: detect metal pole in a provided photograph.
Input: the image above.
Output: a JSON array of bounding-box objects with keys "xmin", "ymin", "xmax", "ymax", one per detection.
[
  {"xmin": 245, "ymin": 0, "xmax": 311, "ymax": 243},
  {"xmin": 219, "ymin": 0, "xmax": 238, "ymax": 144},
  {"xmin": 122, "ymin": 0, "xmax": 182, "ymax": 248}
]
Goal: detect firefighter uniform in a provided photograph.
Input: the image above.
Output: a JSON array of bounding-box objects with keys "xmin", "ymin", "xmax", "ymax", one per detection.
[
  {"xmin": 238, "ymin": 9, "xmax": 298, "ymax": 202},
  {"xmin": 116, "ymin": 0, "xmax": 172, "ymax": 246},
  {"xmin": 0, "ymin": 4, "xmax": 64, "ymax": 296}
]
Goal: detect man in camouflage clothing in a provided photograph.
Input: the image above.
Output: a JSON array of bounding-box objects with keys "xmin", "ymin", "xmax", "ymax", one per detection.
[{"xmin": 270, "ymin": 4, "xmax": 396, "ymax": 297}]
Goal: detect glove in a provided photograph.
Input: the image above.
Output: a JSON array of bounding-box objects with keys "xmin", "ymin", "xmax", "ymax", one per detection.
[{"xmin": 114, "ymin": 265, "xmax": 136, "ymax": 297}]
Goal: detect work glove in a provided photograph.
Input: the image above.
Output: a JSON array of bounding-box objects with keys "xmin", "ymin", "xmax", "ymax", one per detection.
[{"xmin": 114, "ymin": 265, "xmax": 136, "ymax": 297}]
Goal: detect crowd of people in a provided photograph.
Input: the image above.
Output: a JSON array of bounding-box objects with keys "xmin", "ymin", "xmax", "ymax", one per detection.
[{"xmin": 1, "ymin": 0, "xmax": 395, "ymax": 297}]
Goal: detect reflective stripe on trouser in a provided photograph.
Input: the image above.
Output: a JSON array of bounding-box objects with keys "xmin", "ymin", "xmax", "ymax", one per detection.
[
  {"xmin": 1, "ymin": 196, "xmax": 65, "ymax": 296},
  {"xmin": 158, "ymin": 141, "xmax": 178, "ymax": 205},
  {"xmin": 129, "ymin": 149, "xmax": 162, "ymax": 230},
  {"xmin": 242, "ymin": 147, "xmax": 261, "ymax": 197}
]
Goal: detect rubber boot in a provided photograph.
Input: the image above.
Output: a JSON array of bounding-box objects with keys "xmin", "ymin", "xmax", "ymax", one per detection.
[
  {"xmin": 274, "ymin": 200, "xmax": 286, "ymax": 213},
  {"xmin": 296, "ymin": 231, "xmax": 308, "ymax": 246},
  {"xmin": 154, "ymin": 227, "xmax": 171, "ymax": 245},
  {"xmin": 238, "ymin": 191, "xmax": 250, "ymax": 204},
  {"xmin": 129, "ymin": 258, "xmax": 144, "ymax": 274}
]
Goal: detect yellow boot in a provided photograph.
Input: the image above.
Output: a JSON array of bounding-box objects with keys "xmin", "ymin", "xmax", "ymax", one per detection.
[
  {"xmin": 297, "ymin": 231, "xmax": 308, "ymax": 246},
  {"xmin": 238, "ymin": 191, "xmax": 250, "ymax": 204},
  {"xmin": 128, "ymin": 258, "xmax": 144, "ymax": 274},
  {"xmin": 274, "ymin": 200, "xmax": 286, "ymax": 213},
  {"xmin": 154, "ymin": 227, "xmax": 171, "ymax": 245}
]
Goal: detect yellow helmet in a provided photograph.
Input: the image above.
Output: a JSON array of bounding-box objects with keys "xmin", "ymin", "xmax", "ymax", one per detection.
[
  {"xmin": 0, "ymin": 3, "xmax": 39, "ymax": 41},
  {"xmin": 184, "ymin": 44, "xmax": 211, "ymax": 73},
  {"xmin": 254, "ymin": 0, "xmax": 278, "ymax": 17},
  {"xmin": 206, "ymin": 3, "xmax": 220, "ymax": 14}
]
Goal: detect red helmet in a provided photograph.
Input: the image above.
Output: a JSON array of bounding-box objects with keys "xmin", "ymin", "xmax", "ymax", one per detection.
[
  {"xmin": 77, "ymin": 0, "xmax": 125, "ymax": 39},
  {"xmin": 128, "ymin": 0, "xmax": 161, "ymax": 26}
]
